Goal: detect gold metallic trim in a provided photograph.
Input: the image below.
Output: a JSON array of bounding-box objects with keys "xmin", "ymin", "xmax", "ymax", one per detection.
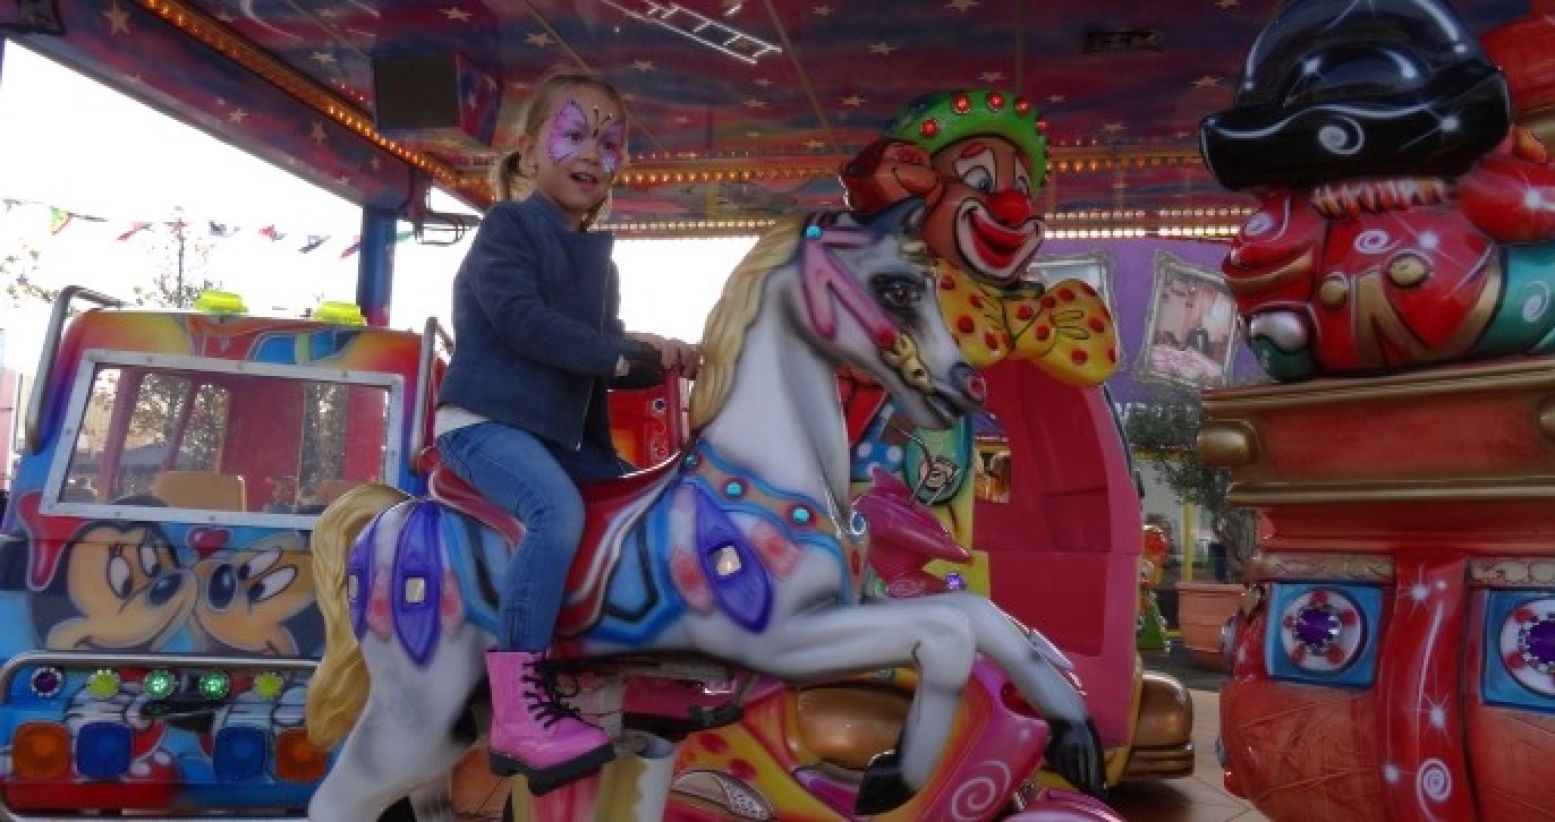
[
  {"xmin": 1535, "ymin": 394, "xmax": 1555, "ymax": 443},
  {"xmin": 1228, "ymin": 475, "xmax": 1555, "ymax": 505},
  {"xmin": 1249, "ymin": 553, "xmax": 1395, "ymax": 583},
  {"xmin": 1469, "ymin": 558, "xmax": 1555, "ymax": 587},
  {"xmin": 1196, "ymin": 420, "xmax": 1259, "ymax": 468},
  {"xmin": 1222, "ymin": 248, "xmax": 1316, "ymax": 297},
  {"xmin": 135, "ymin": 0, "xmax": 465, "ymax": 192},
  {"xmin": 1205, "ymin": 356, "xmax": 1555, "ymax": 413}
]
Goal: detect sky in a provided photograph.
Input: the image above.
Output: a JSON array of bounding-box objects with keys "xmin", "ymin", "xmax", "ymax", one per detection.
[{"xmin": 0, "ymin": 43, "xmax": 753, "ymax": 374}]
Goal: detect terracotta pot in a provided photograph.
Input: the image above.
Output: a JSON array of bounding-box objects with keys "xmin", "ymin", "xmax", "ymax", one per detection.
[{"xmin": 1175, "ymin": 581, "xmax": 1245, "ymax": 670}]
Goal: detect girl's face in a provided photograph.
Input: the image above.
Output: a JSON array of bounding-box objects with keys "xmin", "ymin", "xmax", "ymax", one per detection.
[{"xmin": 519, "ymin": 84, "xmax": 627, "ymax": 228}]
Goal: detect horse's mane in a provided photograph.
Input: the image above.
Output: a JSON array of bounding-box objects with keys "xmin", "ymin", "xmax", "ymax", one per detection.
[{"xmin": 689, "ymin": 215, "xmax": 806, "ymax": 430}]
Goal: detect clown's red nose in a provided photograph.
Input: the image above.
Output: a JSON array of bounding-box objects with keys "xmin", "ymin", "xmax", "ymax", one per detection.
[{"xmin": 989, "ymin": 190, "xmax": 1034, "ymax": 226}]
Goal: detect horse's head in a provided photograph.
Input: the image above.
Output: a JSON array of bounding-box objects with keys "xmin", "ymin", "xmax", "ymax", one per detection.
[{"xmin": 789, "ymin": 200, "xmax": 985, "ymax": 429}]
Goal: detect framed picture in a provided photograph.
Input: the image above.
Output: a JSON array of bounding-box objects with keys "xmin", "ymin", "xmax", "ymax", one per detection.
[
  {"xmin": 1136, "ymin": 251, "xmax": 1239, "ymax": 388},
  {"xmin": 1026, "ymin": 249, "xmax": 1118, "ymax": 321}
]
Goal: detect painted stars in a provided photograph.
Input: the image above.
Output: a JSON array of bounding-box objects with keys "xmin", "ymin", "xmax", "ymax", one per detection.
[
  {"xmin": 1216, "ymin": 0, "xmax": 1240, "ymax": 7},
  {"xmin": 743, "ymin": 98, "xmax": 769, "ymax": 110},
  {"xmin": 1192, "ymin": 75, "xmax": 1224, "ymax": 89},
  {"xmin": 310, "ymin": 121, "xmax": 328, "ymax": 146},
  {"xmin": 868, "ymin": 42, "xmax": 898, "ymax": 56},
  {"xmin": 1421, "ymin": 695, "xmax": 1451, "ymax": 732},
  {"xmin": 441, "ymin": 6, "xmax": 471, "ymax": 22},
  {"xmin": 311, "ymin": 51, "xmax": 337, "ymax": 66},
  {"xmin": 104, "ymin": 2, "xmax": 131, "ymax": 35},
  {"xmin": 979, "ymin": 71, "xmax": 1005, "ymax": 83},
  {"xmin": 804, "ymin": 139, "xmax": 826, "ymax": 150},
  {"xmin": 1046, "ymin": 94, "xmax": 1066, "ymax": 104},
  {"xmin": 526, "ymin": 32, "xmax": 554, "ymax": 48},
  {"xmin": 947, "ymin": 0, "xmax": 979, "ymax": 11},
  {"xmin": 226, "ymin": 108, "xmax": 249, "ymax": 124},
  {"xmin": 812, "ymin": 5, "xmax": 833, "ymax": 16},
  {"xmin": 841, "ymin": 94, "xmax": 866, "ymax": 107},
  {"xmin": 632, "ymin": 59, "xmax": 655, "ymax": 73}
]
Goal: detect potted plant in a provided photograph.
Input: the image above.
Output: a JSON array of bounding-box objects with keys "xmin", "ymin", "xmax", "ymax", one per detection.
[{"xmin": 1124, "ymin": 385, "xmax": 1257, "ymax": 670}]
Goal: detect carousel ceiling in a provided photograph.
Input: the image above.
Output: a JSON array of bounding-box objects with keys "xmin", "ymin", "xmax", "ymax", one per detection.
[{"xmin": 9, "ymin": 0, "xmax": 1532, "ymax": 236}]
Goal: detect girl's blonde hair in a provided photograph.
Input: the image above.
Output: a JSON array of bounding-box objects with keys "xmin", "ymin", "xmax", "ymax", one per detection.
[{"xmin": 489, "ymin": 70, "xmax": 627, "ymax": 229}]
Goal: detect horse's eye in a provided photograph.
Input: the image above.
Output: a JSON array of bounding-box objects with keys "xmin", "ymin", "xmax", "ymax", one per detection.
[{"xmin": 873, "ymin": 275, "xmax": 924, "ymax": 311}]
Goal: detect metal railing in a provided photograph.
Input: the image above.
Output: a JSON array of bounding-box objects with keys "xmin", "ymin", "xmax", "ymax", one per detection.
[{"xmin": 408, "ymin": 316, "xmax": 454, "ymax": 474}]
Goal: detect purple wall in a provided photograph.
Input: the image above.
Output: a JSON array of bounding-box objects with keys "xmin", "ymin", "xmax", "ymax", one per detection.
[{"xmin": 1036, "ymin": 238, "xmax": 1265, "ymax": 403}]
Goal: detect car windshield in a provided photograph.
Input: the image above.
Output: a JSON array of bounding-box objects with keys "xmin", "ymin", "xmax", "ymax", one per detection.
[{"xmin": 54, "ymin": 359, "xmax": 395, "ymax": 526}]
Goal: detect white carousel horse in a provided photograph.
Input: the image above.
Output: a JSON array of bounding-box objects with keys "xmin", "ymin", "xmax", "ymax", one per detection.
[{"xmin": 303, "ymin": 201, "xmax": 1102, "ymax": 820}]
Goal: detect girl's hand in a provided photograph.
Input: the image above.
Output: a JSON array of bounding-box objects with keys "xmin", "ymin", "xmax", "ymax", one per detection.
[{"xmin": 627, "ymin": 332, "xmax": 702, "ymax": 379}]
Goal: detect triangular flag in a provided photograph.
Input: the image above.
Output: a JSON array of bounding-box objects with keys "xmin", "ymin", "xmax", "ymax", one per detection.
[
  {"xmin": 48, "ymin": 208, "xmax": 72, "ymax": 235},
  {"xmin": 208, "ymin": 221, "xmax": 239, "ymax": 237},
  {"xmin": 339, "ymin": 236, "xmax": 362, "ymax": 258},
  {"xmin": 260, "ymin": 225, "xmax": 287, "ymax": 242},
  {"xmin": 299, "ymin": 235, "xmax": 329, "ymax": 253},
  {"xmin": 116, "ymin": 222, "xmax": 152, "ymax": 242}
]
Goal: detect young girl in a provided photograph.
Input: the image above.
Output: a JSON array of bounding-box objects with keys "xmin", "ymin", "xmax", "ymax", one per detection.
[{"xmin": 434, "ymin": 71, "xmax": 698, "ymax": 786}]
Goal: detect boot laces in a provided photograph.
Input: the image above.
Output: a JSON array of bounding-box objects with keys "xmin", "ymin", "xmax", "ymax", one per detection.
[{"xmin": 521, "ymin": 656, "xmax": 586, "ymax": 729}]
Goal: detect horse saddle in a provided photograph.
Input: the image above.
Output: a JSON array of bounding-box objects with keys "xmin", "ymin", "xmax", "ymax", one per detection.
[{"xmin": 424, "ymin": 448, "xmax": 683, "ymax": 634}]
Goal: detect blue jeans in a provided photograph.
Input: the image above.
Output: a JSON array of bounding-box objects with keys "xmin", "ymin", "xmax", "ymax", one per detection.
[{"xmin": 436, "ymin": 423, "xmax": 626, "ymax": 651}]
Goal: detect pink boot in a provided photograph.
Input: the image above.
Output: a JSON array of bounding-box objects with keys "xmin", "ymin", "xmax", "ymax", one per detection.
[{"xmin": 486, "ymin": 651, "xmax": 614, "ymax": 793}]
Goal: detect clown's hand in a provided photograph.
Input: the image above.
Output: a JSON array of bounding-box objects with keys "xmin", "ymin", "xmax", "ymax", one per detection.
[{"xmin": 840, "ymin": 138, "xmax": 944, "ymax": 214}]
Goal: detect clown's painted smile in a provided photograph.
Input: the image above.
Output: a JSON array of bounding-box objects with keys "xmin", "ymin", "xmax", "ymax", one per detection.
[{"xmin": 955, "ymin": 197, "xmax": 1042, "ymax": 282}]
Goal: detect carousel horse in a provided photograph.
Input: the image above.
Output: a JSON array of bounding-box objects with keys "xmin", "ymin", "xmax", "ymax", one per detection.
[{"xmin": 303, "ymin": 201, "xmax": 1103, "ymax": 820}]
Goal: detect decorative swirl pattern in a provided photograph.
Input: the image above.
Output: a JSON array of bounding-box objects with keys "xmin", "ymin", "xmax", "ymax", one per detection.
[
  {"xmin": 1317, "ymin": 117, "xmax": 1365, "ymax": 156},
  {"xmin": 948, "ymin": 759, "xmax": 1011, "ymax": 821},
  {"xmin": 1354, "ymin": 229, "xmax": 1397, "ymax": 255},
  {"xmin": 1415, "ymin": 758, "xmax": 1453, "ymax": 806},
  {"xmin": 1244, "ymin": 212, "xmax": 1275, "ymax": 237}
]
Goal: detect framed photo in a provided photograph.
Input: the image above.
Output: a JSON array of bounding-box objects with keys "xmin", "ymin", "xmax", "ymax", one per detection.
[
  {"xmin": 1026, "ymin": 249, "xmax": 1118, "ymax": 320},
  {"xmin": 1136, "ymin": 251, "xmax": 1239, "ymax": 389}
]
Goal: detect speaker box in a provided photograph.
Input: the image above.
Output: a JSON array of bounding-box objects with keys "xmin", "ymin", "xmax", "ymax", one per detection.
[{"xmin": 371, "ymin": 52, "xmax": 500, "ymax": 148}]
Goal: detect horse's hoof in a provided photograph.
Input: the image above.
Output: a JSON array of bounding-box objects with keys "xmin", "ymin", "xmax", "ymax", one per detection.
[
  {"xmin": 854, "ymin": 749, "xmax": 915, "ymax": 816},
  {"xmin": 489, "ymin": 743, "xmax": 615, "ymax": 796}
]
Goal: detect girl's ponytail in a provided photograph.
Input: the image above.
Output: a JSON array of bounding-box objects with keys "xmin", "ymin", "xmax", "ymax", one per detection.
[{"xmin": 488, "ymin": 148, "xmax": 531, "ymax": 202}]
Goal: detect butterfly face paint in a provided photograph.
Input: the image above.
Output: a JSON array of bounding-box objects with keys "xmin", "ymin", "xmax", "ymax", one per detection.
[{"xmin": 546, "ymin": 99, "xmax": 627, "ymax": 175}]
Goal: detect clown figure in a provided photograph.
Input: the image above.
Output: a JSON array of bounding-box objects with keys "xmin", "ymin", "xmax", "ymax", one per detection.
[{"xmin": 842, "ymin": 90, "xmax": 1118, "ymax": 549}]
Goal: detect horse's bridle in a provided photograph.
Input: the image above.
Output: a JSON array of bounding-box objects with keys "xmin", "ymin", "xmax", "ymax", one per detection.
[{"xmin": 799, "ymin": 216, "xmax": 936, "ymax": 394}]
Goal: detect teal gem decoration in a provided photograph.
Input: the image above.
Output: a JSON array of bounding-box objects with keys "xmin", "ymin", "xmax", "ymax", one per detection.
[
  {"xmin": 805, "ymin": 224, "xmax": 822, "ymax": 241},
  {"xmin": 1484, "ymin": 243, "xmax": 1555, "ymax": 356},
  {"xmin": 791, "ymin": 505, "xmax": 813, "ymax": 525},
  {"xmin": 724, "ymin": 480, "xmax": 745, "ymax": 498}
]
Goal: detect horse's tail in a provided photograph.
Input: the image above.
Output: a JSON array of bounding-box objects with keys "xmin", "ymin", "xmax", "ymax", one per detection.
[{"xmin": 305, "ymin": 483, "xmax": 409, "ymax": 749}]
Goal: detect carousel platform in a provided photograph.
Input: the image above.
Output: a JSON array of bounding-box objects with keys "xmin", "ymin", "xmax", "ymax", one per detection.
[{"xmin": 449, "ymin": 645, "xmax": 1272, "ymax": 821}]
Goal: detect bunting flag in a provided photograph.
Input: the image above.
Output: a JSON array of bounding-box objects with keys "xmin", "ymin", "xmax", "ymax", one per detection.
[
  {"xmin": 1, "ymin": 195, "xmax": 428, "ymax": 257},
  {"xmin": 117, "ymin": 222, "xmax": 153, "ymax": 242},
  {"xmin": 48, "ymin": 208, "xmax": 72, "ymax": 235}
]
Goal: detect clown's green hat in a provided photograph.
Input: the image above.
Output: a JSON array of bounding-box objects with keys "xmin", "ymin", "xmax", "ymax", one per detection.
[{"xmin": 884, "ymin": 89, "xmax": 1050, "ymax": 189}]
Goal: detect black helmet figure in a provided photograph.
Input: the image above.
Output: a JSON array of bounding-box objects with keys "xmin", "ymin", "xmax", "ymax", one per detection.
[{"xmin": 1200, "ymin": 0, "xmax": 1512, "ymax": 191}]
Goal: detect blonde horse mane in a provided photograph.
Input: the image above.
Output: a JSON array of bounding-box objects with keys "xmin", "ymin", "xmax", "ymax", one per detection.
[
  {"xmin": 689, "ymin": 215, "xmax": 806, "ymax": 430},
  {"xmin": 304, "ymin": 483, "xmax": 410, "ymax": 749}
]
